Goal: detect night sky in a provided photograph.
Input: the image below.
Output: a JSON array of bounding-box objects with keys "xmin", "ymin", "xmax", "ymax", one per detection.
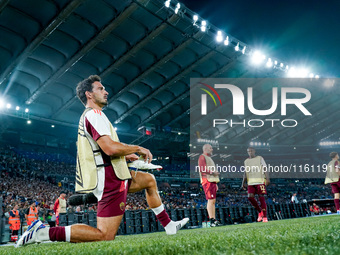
[{"xmin": 180, "ymin": 0, "xmax": 340, "ymax": 77}]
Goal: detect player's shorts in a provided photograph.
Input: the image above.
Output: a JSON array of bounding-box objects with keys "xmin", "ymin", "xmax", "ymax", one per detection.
[
  {"xmin": 202, "ymin": 181, "xmax": 217, "ymax": 200},
  {"xmin": 330, "ymin": 180, "xmax": 340, "ymax": 194},
  {"xmin": 248, "ymin": 184, "xmax": 267, "ymax": 195},
  {"xmin": 97, "ymin": 170, "xmax": 132, "ymax": 218}
]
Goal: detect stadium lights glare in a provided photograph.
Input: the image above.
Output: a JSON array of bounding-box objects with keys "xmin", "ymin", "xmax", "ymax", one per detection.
[
  {"xmin": 165, "ymin": 0, "xmax": 170, "ymax": 8},
  {"xmin": 250, "ymin": 142, "xmax": 254, "ymax": 146},
  {"xmin": 287, "ymin": 67, "xmax": 309, "ymax": 78},
  {"xmin": 319, "ymin": 141, "xmax": 339, "ymax": 146},
  {"xmin": 224, "ymin": 36, "xmax": 229, "ymax": 45},
  {"xmin": 6, "ymin": 103, "xmax": 11, "ymax": 109},
  {"xmin": 216, "ymin": 31, "xmax": 223, "ymax": 42},
  {"xmin": 16, "ymin": 106, "xmax": 20, "ymax": 111},
  {"xmin": 114, "ymin": 127, "xmax": 117, "ymax": 131},
  {"xmin": 51, "ymin": 125, "xmax": 55, "ymax": 128},
  {"xmin": 25, "ymin": 108, "xmax": 29, "ymax": 113},
  {"xmin": 200, "ymin": 20, "xmax": 207, "ymax": 32},
  {"xmin": 178, "ymin": 132, "xmax": 181, "ymax": 135},
  {"xmin": 251, "ymin": 50, "xmax": 265, "ymax": 65},
  {"xmin": 27, "ymin": 120, "xmax": 31, "ymax": 124},
  {"xmin": 266, "ymin": 58, "xmax": 273, "ymax": 68},
  {"xmin": 175, "ymin": 3, "xmax": 180, "ymax": 14},
  {"xmin": 309, "ymin": 73, "xmax": 314, "ymax": 78},
  {"xmin": 315, "ymin": 75, "xmax": 320, "ymax": 79},
  {"xmin": 193, "ymin": 14, "xmax": 198, "ymax": 25},
  {"xmin": 280, "ymin": 63, "xmax": 284, "ymax": 68},
  {"xmin": 242, "ymin": 46, "xmax": 246, "ymax": 54},
  {"xmin": 274, "ymin": 60, "xmax": 278, "ymax": 66},
  {"xmin": 0, "ymin": 99, "xmax": 4, "ymax": 108},
  {"xmin": 235, "ymin": 42, "xmax": 239, "ymax": 51}
]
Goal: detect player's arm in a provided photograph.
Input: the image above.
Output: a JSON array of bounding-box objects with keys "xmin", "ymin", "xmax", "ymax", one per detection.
[
  {"xmin": 241, "ymin": 163, "xmax": 247, "ymax": 189},
  {"xmin": 335, "ymin": 161, "xmax": 340, "ymax": 176},
  {"xmin": 53, "ymin": 199, "xmax": 59, "ymax": 213},
  {"xmin": 97, "ymin": 136, "xmax": 152, "ymax": 163},
  {"xmin": 261, "ymin": 157, "xmax": 270, "ymax": 185},
  {"xmin": 198, "ymin": 155, "xmax": 206, "ymax": 174},
  {"xmin": 86, "ymin": 111, "xmax": 152, "ymax": 162}
]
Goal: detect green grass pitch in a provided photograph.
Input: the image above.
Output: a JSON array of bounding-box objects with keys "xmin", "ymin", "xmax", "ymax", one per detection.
[{"xmin": 1, "ymin": 215, "xmax": 340, "ymax": 255}]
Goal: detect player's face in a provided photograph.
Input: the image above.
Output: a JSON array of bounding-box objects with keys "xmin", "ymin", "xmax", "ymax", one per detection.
[
  {"xmin": 207, "ymin": 145, "xmax": 213, "ymax": 154},
  {"xmin": 91, "ymin": 81, "xmax": 109, "ymax": 107},
  {"xmin": 247, "ymin": 148, "xmax": 255, "ymax": 158}
]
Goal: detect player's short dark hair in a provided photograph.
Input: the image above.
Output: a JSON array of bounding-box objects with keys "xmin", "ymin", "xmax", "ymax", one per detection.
[
  {"xmin": 76, "ymin": 75, "xmax": 101, "ymax": 106},
  {"xmin": 329, "ymin": 152, "xmax": 338, "ymax": 159}
]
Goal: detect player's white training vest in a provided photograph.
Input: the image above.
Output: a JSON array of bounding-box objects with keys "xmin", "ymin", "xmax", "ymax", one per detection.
[
  {"xmin": 198, "ymin": 154, "xmax": 220, "ymax": 183},
  {"xmin": 325, "ymin": 159, "xmax": 340, "ymax": 184},
  {"xmin": 57, "ymin": 198, "xmax": 67, "ymax": 214},
  {"xmin": 76, "ymin": 108, "xmax": 131, "ymax": 193},
  {"xmin": 244, "ymin": 156, "xmax": 265, "ymax": 185}
]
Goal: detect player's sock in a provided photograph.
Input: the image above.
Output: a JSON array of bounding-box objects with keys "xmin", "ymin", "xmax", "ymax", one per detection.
[
  {"xmin": 49, "ymin": 226, "xmax": 71, "ymax": 242},
  {"xmin": 248, "ymin": 197, "xmax": 261, "ymax": 212},
  {"xmin": 259, "ymin": 196, "xmax": 267, "ymax": 217},
  {"xmin": 152, "ymin": 204, "xmax": 171, "ymax": 227},
  {"xmin": 334, "ymin": 199, "xmax": 340, "ymax": 211}
]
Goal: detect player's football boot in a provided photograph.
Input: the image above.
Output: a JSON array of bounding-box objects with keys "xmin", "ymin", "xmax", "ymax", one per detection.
[
  {"xmin": 211, "ymin": 219, "xmax": 222, "ymax": 227},
  {"xmin": 257, "ymin": 211, "xmax": 264, "ymax": 222},
  {"xmin": 128, "ymin": 157, "xmax": 162, "ymax": 171},
  {"xmin": 262, "ymin": 217, "xmax": 268, "ymax": 222},
  {"xmin": 165, "ymin": 218, "xmax": 189, "ymax": 235},
  {"xmin": 337, "ymin": 210, "xmax": 340, "ymax": 215},
  {"xmin": 16, "ymin": 220, "xmax": 48, "ymax": 247}
]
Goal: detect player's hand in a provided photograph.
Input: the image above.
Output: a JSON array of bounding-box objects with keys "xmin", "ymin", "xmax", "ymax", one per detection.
[
  {"xmin": 137, "ymin": 147, "xmax": 153, "ymax": 163},
  {"xmin": 241, "ymin": 183, "xmax": 247, "ymax": 190},
  {"xmin": 125, "ymin": 154, "xmax": 139, "ymax": 162},
  {"xmin": 266, "ymin": 179, "xmax": 270, "ymax": 186}
]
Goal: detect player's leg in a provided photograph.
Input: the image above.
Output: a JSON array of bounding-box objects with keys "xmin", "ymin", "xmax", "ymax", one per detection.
[
  {"xmin": 247, "ymin": 186, "xmax": 262, "ymax": 221},
  {"xmin": 258, "ymin": 184, "xmax": 268, "ymax": 222},
  {"xmin": 258, "ymin": 195, "xmax": 268, "ymax": 222},
  {"xmin": 128, "ymin": 170, "xmax": 162, "ymax": 208},
  {"xmin": 128, "ymin": 170, "xmax": 189, "ymax": 234},
  {"xmin": 334, "ymin": 192, "xmax": 340, "ymax": 214},
  {"xmin": 16, "ymin": 215, "xmax": 123, "ymax": 247},
  {"xmin": 207, "ymin": 198, "xmax": 216, "ymax": 219},
  {"xmin": 70, "ymin": 215, "xmax": 123, "ymax": 242}
]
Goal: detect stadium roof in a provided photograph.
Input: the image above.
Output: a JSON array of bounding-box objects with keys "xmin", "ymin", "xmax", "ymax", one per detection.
[{"xmin": 0, "ymin": 0, "xmax": 339, "ymax": 156}]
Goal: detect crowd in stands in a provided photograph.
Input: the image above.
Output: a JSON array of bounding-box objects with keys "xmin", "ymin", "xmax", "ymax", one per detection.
[{"xmin": 0, "ymin": 146, "xmax": 75, "ymax": 182}]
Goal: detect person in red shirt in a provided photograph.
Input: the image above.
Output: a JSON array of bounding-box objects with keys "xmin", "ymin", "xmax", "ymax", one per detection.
[
  {"xmin": 54, "ymin": 191, "xmax": 67, "ymax": 226},
  {"xmin": 198, "ymin": 144, "xmax": 221, "ymax": 227}
]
